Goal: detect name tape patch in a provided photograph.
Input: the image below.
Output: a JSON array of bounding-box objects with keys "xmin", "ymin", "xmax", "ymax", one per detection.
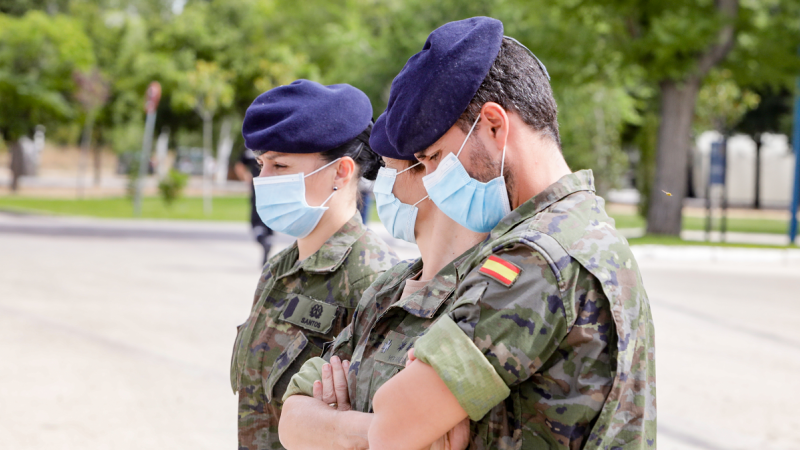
[
  {"xmin": 479, "ymin": 255, "xmax": 521, "ymax": 287},
  {"xmin": 280, "ymin": 294, "xmax": 337, "ymax": 334}
]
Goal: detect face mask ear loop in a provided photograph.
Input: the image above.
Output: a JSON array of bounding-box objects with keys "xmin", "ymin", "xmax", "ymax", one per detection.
[
  {"xmin": 456, "ymin": 116, "xmax": 481, "ymax": 158},
  {"xmin": 319, "ymin": 189, "xmax": 337, "ymax": 208},
  {"xmin": 500, "ymin": 143, "xmax": 506, "ymax": 177},
  {"xmin": 412, "ymin": 195, "xmax": 429, "ymax": 207},
  {"xmin": 397, "ymin": 161, "xmax": 423, "ymax": 175},
  {"xmin": 305, "ymin": 157, "xmax": 342, "ymax": 178}
]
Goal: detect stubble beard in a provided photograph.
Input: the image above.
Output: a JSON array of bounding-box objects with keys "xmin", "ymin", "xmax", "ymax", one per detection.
[{"xmin": 466, "ymin": 137, "xmax": 515, "ymax": 206}]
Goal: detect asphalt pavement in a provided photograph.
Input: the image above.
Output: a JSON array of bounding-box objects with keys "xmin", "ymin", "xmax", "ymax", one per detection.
[{"xmin": 1, "ymin": 212, "xmax": 798, "ymax": 449}]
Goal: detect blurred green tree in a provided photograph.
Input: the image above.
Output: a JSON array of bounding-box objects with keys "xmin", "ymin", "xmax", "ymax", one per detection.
[
  {"xmin": 574, "ymin": 0, "xmax": 800, "ymax": 234},
  {"xmin": 172, "ymin": 59, "xmax": 234, "ymax": 213},
  {"xmin": 0, "ymin": 11, "xmax": 94, "ymax": 141}
]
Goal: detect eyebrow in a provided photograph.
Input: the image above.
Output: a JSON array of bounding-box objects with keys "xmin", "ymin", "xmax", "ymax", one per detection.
[
  {"xmin": 261, "ymin": 152, "xmax": 288, "ymax": 161},
  {"xmin": 414, "ymin": 148, "xmax": 438, "ymax": 161}
]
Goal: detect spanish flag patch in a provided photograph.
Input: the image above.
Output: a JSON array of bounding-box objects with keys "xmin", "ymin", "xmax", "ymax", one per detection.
[{"xmin": 479, "ymin": 255, "xmax": 521, "ymax": 287}]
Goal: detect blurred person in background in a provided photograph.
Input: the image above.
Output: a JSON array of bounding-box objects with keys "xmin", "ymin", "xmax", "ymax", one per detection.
[
  {"xmin": 234, "ymin": 147, "xmax": 273, "ymax": 264},
  {"xmin": 231, "ymin": 79, "xmax": 399, "ymax": 450}
]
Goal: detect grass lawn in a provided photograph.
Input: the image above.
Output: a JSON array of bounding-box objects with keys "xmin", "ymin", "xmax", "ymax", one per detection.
[
  {"xmin": 681, "ymin": 215, "xmax": 788, "ymax": 235},
  {"xmin": 0, "ymin": 196, "xmax": 250, "ymax": 221},
  {"xmin": 627, "ymin": 234, "xmax": 796, "ymax": 249},
  {"xmin": 0, "ymin": 195, "xmax": 792, "ymax": 237},
  {"xmin": 608, "ymin": 213, "xmax": 788, "ymax": 235}
]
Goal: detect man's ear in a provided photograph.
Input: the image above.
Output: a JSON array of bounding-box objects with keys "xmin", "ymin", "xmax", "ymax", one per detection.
[
  {"xmin": 479, "ymin": 102, "xmax": 509, "ymax": 149},
  {"xmin": 334, "ymin": 156, "xmax": 356, "ymax": 186}
]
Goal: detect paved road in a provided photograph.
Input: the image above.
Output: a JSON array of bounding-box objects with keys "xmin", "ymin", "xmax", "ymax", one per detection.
[{"xmin": 1, "ymin": 214, "xmax": 798, "ymax": 449}]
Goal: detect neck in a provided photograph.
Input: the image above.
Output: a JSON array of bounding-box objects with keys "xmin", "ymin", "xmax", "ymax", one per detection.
[
  {"xmin": 508, "ymin": 133, "xmax": 572, "ymax": 210},
  {"xmin": 415, "ymin": 208, "xmax": 486, "ymax": 281},
  {"xmin": 297, "ymin": 202, "xmax": 356, "ymax": 261}
]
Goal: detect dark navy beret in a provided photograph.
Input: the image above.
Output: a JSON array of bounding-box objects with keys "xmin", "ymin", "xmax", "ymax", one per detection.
[
  {"xmin": 383, "ymin": 17, "xmax": 503, "ymax": 158},
  {"xmin": 369, "ymin": 113, "xmax": 415, "ymax": 161},
  {"xmin": 242, "ymin": 79, "xmax": 373, "ymax": 154}
]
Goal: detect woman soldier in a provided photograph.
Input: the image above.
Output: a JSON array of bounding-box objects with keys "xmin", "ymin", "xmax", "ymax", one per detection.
[
  {"xmin": 231, "ymin": 80, "xmax": 399, "ymax": 450},
  {"xmin": 277, "ymin": 113, "xmax": 486, "ymax": 450}
]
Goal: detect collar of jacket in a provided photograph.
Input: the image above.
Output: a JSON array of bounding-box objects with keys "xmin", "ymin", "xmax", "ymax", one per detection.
[
  {"xmin": 388, "ymin": 243, "xmax": 478, "ymax": 319},
  {"xmin": 273, "ymin": 213, "xmax": 368, "ymax": 279},
  {"xmin": 489, "ymin": 169, "xmax": 596, "ymax": 239}
]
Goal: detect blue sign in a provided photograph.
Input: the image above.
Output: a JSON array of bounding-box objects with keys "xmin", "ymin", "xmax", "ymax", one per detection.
[{"xmin": 710, "ymin": 141, "xmax": 726, "ymax": 186}]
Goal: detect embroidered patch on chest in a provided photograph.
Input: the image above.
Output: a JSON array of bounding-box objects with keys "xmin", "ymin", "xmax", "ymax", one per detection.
[
  {"xmin": 479, "ymin": 255, "xmax": 521, "ymax": 287},
  {"xmin": 279, "ymin": 294, "xmax": 338, "ymax": 334}
]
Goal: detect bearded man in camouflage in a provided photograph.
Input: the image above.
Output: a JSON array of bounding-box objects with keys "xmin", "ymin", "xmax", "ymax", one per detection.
[{"xmin": 280, "ymin": 17, "xmax": 655, "ymax": 450}]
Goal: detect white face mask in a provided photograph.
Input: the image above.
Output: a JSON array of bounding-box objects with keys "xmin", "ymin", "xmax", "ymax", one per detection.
[
  {"xmin": 253, "ymin": 158, "xmax": 340, "ymax": 238},
  {"xmin": 373, "ymin": 162, "xmax": 428, "ymax": 243}
]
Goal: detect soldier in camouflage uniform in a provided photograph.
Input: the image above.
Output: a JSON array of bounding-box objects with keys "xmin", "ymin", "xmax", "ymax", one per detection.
[
  {"xmin": 231, "ymin": 80, "xmax": 398, "ymax": 450},
  {"xmin": 280, "ymin": 17, "xmax": 655, "ymax": 450}
]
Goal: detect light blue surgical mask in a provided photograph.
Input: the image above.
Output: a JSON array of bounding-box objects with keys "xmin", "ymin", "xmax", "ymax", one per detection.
[
  {"xmin": 373, "ymin": 163, "xmax": 428, "ymax": 244},
  {"xmin": 253, "ymin": 158, "xmax": 340, "ymax": 239},
  {"xmin": 422, "ymin": 117, "xmax": 511, "ymax": 233}
]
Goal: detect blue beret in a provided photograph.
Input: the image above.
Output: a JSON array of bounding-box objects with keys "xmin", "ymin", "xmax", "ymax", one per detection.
[
  {"xmin": 369, "ymin": 113, "xmax": 415, "ymax": 161},
  {"xmin": 242, "ymin": 79, "xmax": 373, "ymax": 154},
  {"xmin": 383, "ymin": 17, "xmax": 503, "ymax": 158}
]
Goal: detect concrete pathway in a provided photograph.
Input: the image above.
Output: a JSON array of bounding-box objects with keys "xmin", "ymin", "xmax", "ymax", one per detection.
[{"xmin": 1, "ymin": 213, "xmax": 798, "ymax": 449}]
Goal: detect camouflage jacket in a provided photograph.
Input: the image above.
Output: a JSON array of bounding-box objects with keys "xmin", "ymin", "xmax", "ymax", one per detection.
[
  {"xmin": 318, "ymin": 170, "xmax": 655, "ymax": 449},
  {"xmin": 323, "ymin": 245, "xmax": 478, "ymax": 412},
  {"xmin": 230, "ymin": 214, "xmax": 398, "ymax": 450}
]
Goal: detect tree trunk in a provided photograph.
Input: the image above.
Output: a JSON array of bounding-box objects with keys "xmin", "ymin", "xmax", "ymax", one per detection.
[
  {"xmin": 645, "ymin": 0, "xmax": 739, "ymax": 235},
  {"xmin": 93, "ymin": 145, "xmax": 102, "ymax": 186},
  {"xmin": 646, "ymin": 78, "xmax": 701, "ymax": 235},
  {"xmin": 10, "ymin": 141, "xmax": 23, "ymax": 192},
  {"xmin": 202, "ymin": 113, "xmax": 213, "ymax": 214},
  {"xmin": 754, "ymin": 134, "xmax": 761, "ymax": 209},
  {"xmin": 77, "ymin": 112, "xmax": 95, "ymax": 198}
]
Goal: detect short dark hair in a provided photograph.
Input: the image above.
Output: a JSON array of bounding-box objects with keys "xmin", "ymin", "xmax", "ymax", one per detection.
[{"xmin": 456, "ymin": 38, "xmax": 560, "ymax": 148}]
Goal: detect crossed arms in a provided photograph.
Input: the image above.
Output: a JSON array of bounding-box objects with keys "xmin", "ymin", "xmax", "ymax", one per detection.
[{"xmin": 279, "ymin": 352, "xmax": 470, "ymax": 450}]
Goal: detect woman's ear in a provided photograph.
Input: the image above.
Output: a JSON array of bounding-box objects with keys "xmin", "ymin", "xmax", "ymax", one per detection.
[{"xmin": 334, "ymin": 156, "xmax": 357, "ymax": 187}]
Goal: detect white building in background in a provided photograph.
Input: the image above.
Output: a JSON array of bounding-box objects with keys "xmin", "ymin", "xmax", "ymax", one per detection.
[{"xmin": 694, "ymin": 131, "xmax": 795, "ymax": 208}]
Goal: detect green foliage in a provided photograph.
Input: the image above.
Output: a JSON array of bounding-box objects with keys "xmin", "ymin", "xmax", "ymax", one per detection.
[
  {"xmin": 634, "ymin": 112, "xmax": 658, "ymax": 218},
  {"xmin": 108, "ymin": 119, "xmax": 144, "ymax": 155},
  {"xmin": 0, "ymin": 11, "xmax": 94, "ymax": 140},
  {"xmin": 1, "ymin": 0, "xmax": 798, "ymax": 205},
  {"xmin": 158, "ymin": 169, "xmax": 189, "ymax": 205},
  {"xmin": 171, "ymin": 60, "xmax": 234, "ymax": 120},
  {"xmin": 695, "ymin": 69, "xmax": 760, "ymax": 134}
]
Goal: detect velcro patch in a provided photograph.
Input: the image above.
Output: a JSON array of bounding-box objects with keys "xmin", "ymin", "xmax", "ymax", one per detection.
[
  {"xmin": 374, "ymin": 331, "xmax": 417, "ymax": 367},
  {"xmin": 479, "ymin": 255, "xmax": 521, "ymax": 287},
  {"xmin": 280, "ymin": 294, "xmax": 337, "ymax": 334}
]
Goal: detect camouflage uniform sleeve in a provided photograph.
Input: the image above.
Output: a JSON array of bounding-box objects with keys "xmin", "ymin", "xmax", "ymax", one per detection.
[
  {"xmin": 415, "ymin": 245, "xmax": 572, "ymax": 419},
  {"xmin": 282, "ymin": 357, "xmax": 326, "ymax": 401}
]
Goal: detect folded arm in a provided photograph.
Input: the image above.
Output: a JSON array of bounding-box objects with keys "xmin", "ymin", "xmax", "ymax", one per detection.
[
  {"xmin": 368, "ymin": 315, "xmax": 510, "ymax": 450},
  {"xmin": 280, "ymin": 356, "xmax": 372, "ymax": 450},
  {"xmin": 280, "ymin": 395, "xmax": 372, "ymax": 450}
]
